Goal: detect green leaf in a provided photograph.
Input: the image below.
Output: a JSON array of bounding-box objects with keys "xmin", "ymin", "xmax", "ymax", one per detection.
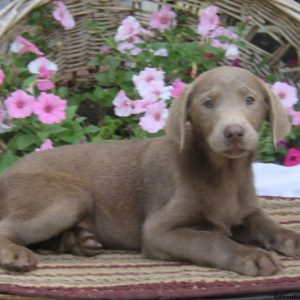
[
  {"xmin": 28, "ymin": 10, "xmax": 41, "ymax": 24},
  {"xmin": 236, "ymin": 40, "xmax": 246, "ymax": 48},
  {"xmin": 108, "ymin": 69, "xmax": 116, "ymax": 82},
  {"xmin": 204, "ymin": 45, "xmax": 224, "ymax": 56},
  {"xmin": 58, "ymin": 133, "xmax": 81, "ymax": 144},
  {"xmin": 93, "ymin": 86, "xmax": 105, "ymax": 99},
  {"xmin": 104, "ymin": 55, "xmax": 120, "ymax": 70},
  {"xmin": 39, "ymin": 126, "xmax": 68, "ymax": 138},
  {"xmin": 15, "ymin": 134, "xmax": 38, "ymax": 150},
  {"xmin": 37, "ymin": 131, "xmax": 49, "ymax": 140},
  {"xmin": 103, "ymin": 36, "xmax": 116, "ymax": 48},
  {"xmin": 84, "ymin": 125, "xmax": 100, "ymax": 134},
  {"xmin": 203, "ymin": 60, "xmax": 217, "ymax": 70},
  {"xmin": 94, "ymin": 73, "xmax": 111, "ymax": 84},
  {"xmin": 86, "ymin": 19, "xmax": 98, "ymax": 30},
  {"xmin": 21, "ymin": 76, "xmax": 37, "ymax": 90},
  {"xmin": 66, "ymin": 106, "xmax": 77, "ymax": 120},
  {"xmin": 75, "ymin": 117, "xmax": 86, "ymax": 123},
  {"xmin": 0, "ymin": 151, "xmax": 18, "ymax": 173},
  {"xmin": 88, "ymin": 58, "xmax": 100, "ymax": 66},
  {"xmin": 216, "ymin": 35, "xmax": 232, "ymax": 42},
  {"xmin": 91, "ymin": 135, "xmax": 105, "ymax": 143},
  {"xmin": 57, "ymin": 87, "xmax": 69, "ymax": 98},
  {"xmin": 84, "ymin": 92, "xmax": 98, "ymax": 102}
]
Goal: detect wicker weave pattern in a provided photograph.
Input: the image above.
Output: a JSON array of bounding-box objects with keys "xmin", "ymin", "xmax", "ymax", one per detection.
[{"xmin": 0, "ymin": 0, "xmax": 299, "ymax": 86}]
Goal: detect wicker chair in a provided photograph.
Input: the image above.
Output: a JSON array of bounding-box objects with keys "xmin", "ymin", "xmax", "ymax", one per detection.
[{"xmin": 0, "ymin": 0, "xmax": 299, "ymax": 88}]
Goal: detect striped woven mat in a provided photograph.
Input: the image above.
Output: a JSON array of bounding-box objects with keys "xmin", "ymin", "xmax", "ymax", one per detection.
[{"xmin": 0, "ymin": 197, "xmax": 300, "ymax": 300}]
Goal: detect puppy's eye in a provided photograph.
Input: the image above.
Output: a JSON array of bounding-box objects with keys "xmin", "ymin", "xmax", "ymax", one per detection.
[
  {"xmin": 203, "ymin": 99, "xmax": 214, "ymax": 109},
  {"xmin": 245, "ymin": 96, "xmax": 255, "ymax": 105}
]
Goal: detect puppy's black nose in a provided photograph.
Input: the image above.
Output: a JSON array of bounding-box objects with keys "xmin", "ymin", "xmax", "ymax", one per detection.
[{"xmin": 224, "ymin": 125, "xmax": 245, "ymax": 142}]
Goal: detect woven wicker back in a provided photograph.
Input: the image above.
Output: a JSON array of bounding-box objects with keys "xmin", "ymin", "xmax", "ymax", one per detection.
[{"xmin": 0, "ymin": 0, "xmax": 299, "ymax": 87}]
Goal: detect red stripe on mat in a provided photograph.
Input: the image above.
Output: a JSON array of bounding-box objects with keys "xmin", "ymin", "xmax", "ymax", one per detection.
[{"xmin": 1, "ymin": 277, "xmax": 300, "ymax": 300}]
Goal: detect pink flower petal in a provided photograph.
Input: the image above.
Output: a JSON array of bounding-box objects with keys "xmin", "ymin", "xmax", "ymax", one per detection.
[
  {"xmin": 149, "ymin": 5, "xmax": 177, "ymax": 32},
  {"xmin": 36, "ymin": 79, "xmax": 55, "ymax": 91},
  {"xmin": 115, "ymin": 16, "xmax": 141, "ymax": 42},
  {"xmin": 153, "ymin": 48, "xmax": 168, "ymax": 57},
  {"xmin": 171, "ymin": 80, "xmax": 186, "ymax": 97},
  {"xmin": 34, "ymin": 92, "xmax": 67, "ymax": 124},
  {"xmin": 53, "ymin": 1, "xmax": 75, "ymax": 30},
  {"xmin": 287, "ymin": 108, "xmax": 300, "ymax": 126},
  {"xmin": 272, "ymin": 82, "xmax": 298, "ymax": 109},
  {"xmin": 113, "ymin": 90, "xmax": 133, "ymax": 117},
  {"xmin": 139, "ymin": 101, "xmax": 169, "ymax": 133},
  {"xmin": 198, "ymin": 5, "xmax": 220, "ymax": 37},
  {"xmin": 0, "ymin": 70, "xmax": 5, "ymax": 86},
  {"xmin": 4, "ymin": 90, "xmax": 35, "ymax": 119},
  {"xmin": 28, "ymin": 57, "xmax": 58, "ymax": 79},
  {"xmin": 10, "ymin": 36, "xmax": 44, "ymax": 56},
  {"xmin": 284, "ymin": 148, "xmax": 300, "ymax": 167},
  {"xmin": 35, "ymin": 139, "xmax": 54, "ymax": 152}
]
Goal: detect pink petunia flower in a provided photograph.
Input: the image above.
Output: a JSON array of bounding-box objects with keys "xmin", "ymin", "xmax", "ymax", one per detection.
[
  {"xmin": 153, "ymin": 48, "xmax": 168, "ymax": 57},
  {"xmin": 0, "ymin": 70, "xmax": 5, "ymax": 86},
  {"xmin": 130, "ymin": 47, "xmax": 142, "ymax": 56},
  {"xmin": 52, "ymin": 1, "xmax": 75, "ymax": 30},
  {"xmin": 4, "ymin": 90, "xmax": 35, "ymax": 118},
  {"xmin": 28, "ymin": 57, "xmax": 58, "ymax": 79},
  {"xmin": 132, "ymin": 96, "xmax": 157, "ymax": 114},
  {"xmin": 117, "ymin": 42, "xmax": 135, "ymax": 53},
  {"xmin": 133, "ymin": 67, "xmax": 165, "ymax": 91},
  {"xmin": 150, "ymin": 5, "xmax": 177, "ymax": 32},
  {"xmin": 124, "ymin": 61, "xmax": 137, "ymax": 69},
  {"xmin": 138, "ymin": 80, "xmax": 172, "ymax": 101},
  {"xmin": 139, "ymin": 101, "xmax": 169, "ymax": 133},
  {"xmin": 36, "ymin": 79, "xmax": 55, "ymax": 91},
  {"xmin": 277, "ymin": 140, "xmax": 287, "ymax": 148},
  {"xmin": 141, "ymin": 28, "xmax": 155, "ymax": 38},
  {"xmin": 271, "ymin": 82, "xmax": 298, "ymax": 110},
  {"xmin": 35, "ymin": 139, "xmax": 54, "ymax": 152},
  {"xmin": 34, "ymin": 92, "xmax": 67, "ymax": 124},
  {"xmin": 171, "ymin": 80, "xmax": 186, "ymax": 98},
  {"xmin": 100, "ymin": 45, "xmax": 110, "ymax": 54},
  {"xmin": 231, "ymin": 58, "xmax": 241, "ymax": 67},
  {"xmin": 198, "ymin": 5, "xmax": 220, "ymax": 37},
  {"xmin": 10, "ymin": 35, "xmax": 44, "ymax": 56},
  {"xmin": 287, "ymin": 108, "xmax": 300, "ymax": 126},
  {"xmin": 115, "ymin": 16, "xmax": 142, "ymax": 42},
  {"xmin": 112, "ymin": 90, "xmax": 133, "ymax": 117},
  {"xmin": 210, "ymin": 26, "xmax": 238, "ymax": 50},
  {"xmin": 284, "ymin": 148, "xmax": 300, "ymax": 167},
  {"xmin": 225, "ymin": 44, "xmax": 239, "ymax": 60},
  {"xmin": 117, "ymin": 36, "xmax": 143, "ymax": 53}
]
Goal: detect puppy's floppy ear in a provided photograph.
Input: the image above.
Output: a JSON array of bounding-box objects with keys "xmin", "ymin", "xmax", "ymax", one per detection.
[
  {"xmin": 261, "ymin": 81, "xmax": 291, "ymax": 147},
  {"xmin": 165, "ymin": 83, "xmax": 194, "ymax": 151}
]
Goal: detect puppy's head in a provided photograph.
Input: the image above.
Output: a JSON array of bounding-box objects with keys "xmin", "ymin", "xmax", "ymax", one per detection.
[{"xmin": 166, "ymin": 66, "xmax": 290, "ymax": 158}]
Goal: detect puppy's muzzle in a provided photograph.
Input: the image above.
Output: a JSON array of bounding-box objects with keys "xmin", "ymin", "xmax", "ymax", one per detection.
[{"xmin": 223, "ymin": 124, "xmax": 245, "ymax": 144}]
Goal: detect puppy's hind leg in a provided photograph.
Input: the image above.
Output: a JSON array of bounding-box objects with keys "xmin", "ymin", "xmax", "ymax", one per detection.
[
  {"xmin": 0, "ymin": 172, "xmax": 94, "ymax": 272},
  {"xmin": 58, "ymin": 219, "xmax": 103, "ymax": 257},
  {"xmin": 32, "ymin": 218, "xmax": 103, "ymax": 257}
]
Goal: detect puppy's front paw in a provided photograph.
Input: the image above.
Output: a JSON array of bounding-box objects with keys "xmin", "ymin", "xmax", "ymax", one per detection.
[
  {"xmin": 264, "ymin": 230, "xmax": 300, "ymax": 256},
  {"xmin": 231, "ymin": 248, "xmax": 281, "ymax": 276},
  {"xmin": 0, "ymin": 244, "xmax": 38, "ymax": 272}
]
